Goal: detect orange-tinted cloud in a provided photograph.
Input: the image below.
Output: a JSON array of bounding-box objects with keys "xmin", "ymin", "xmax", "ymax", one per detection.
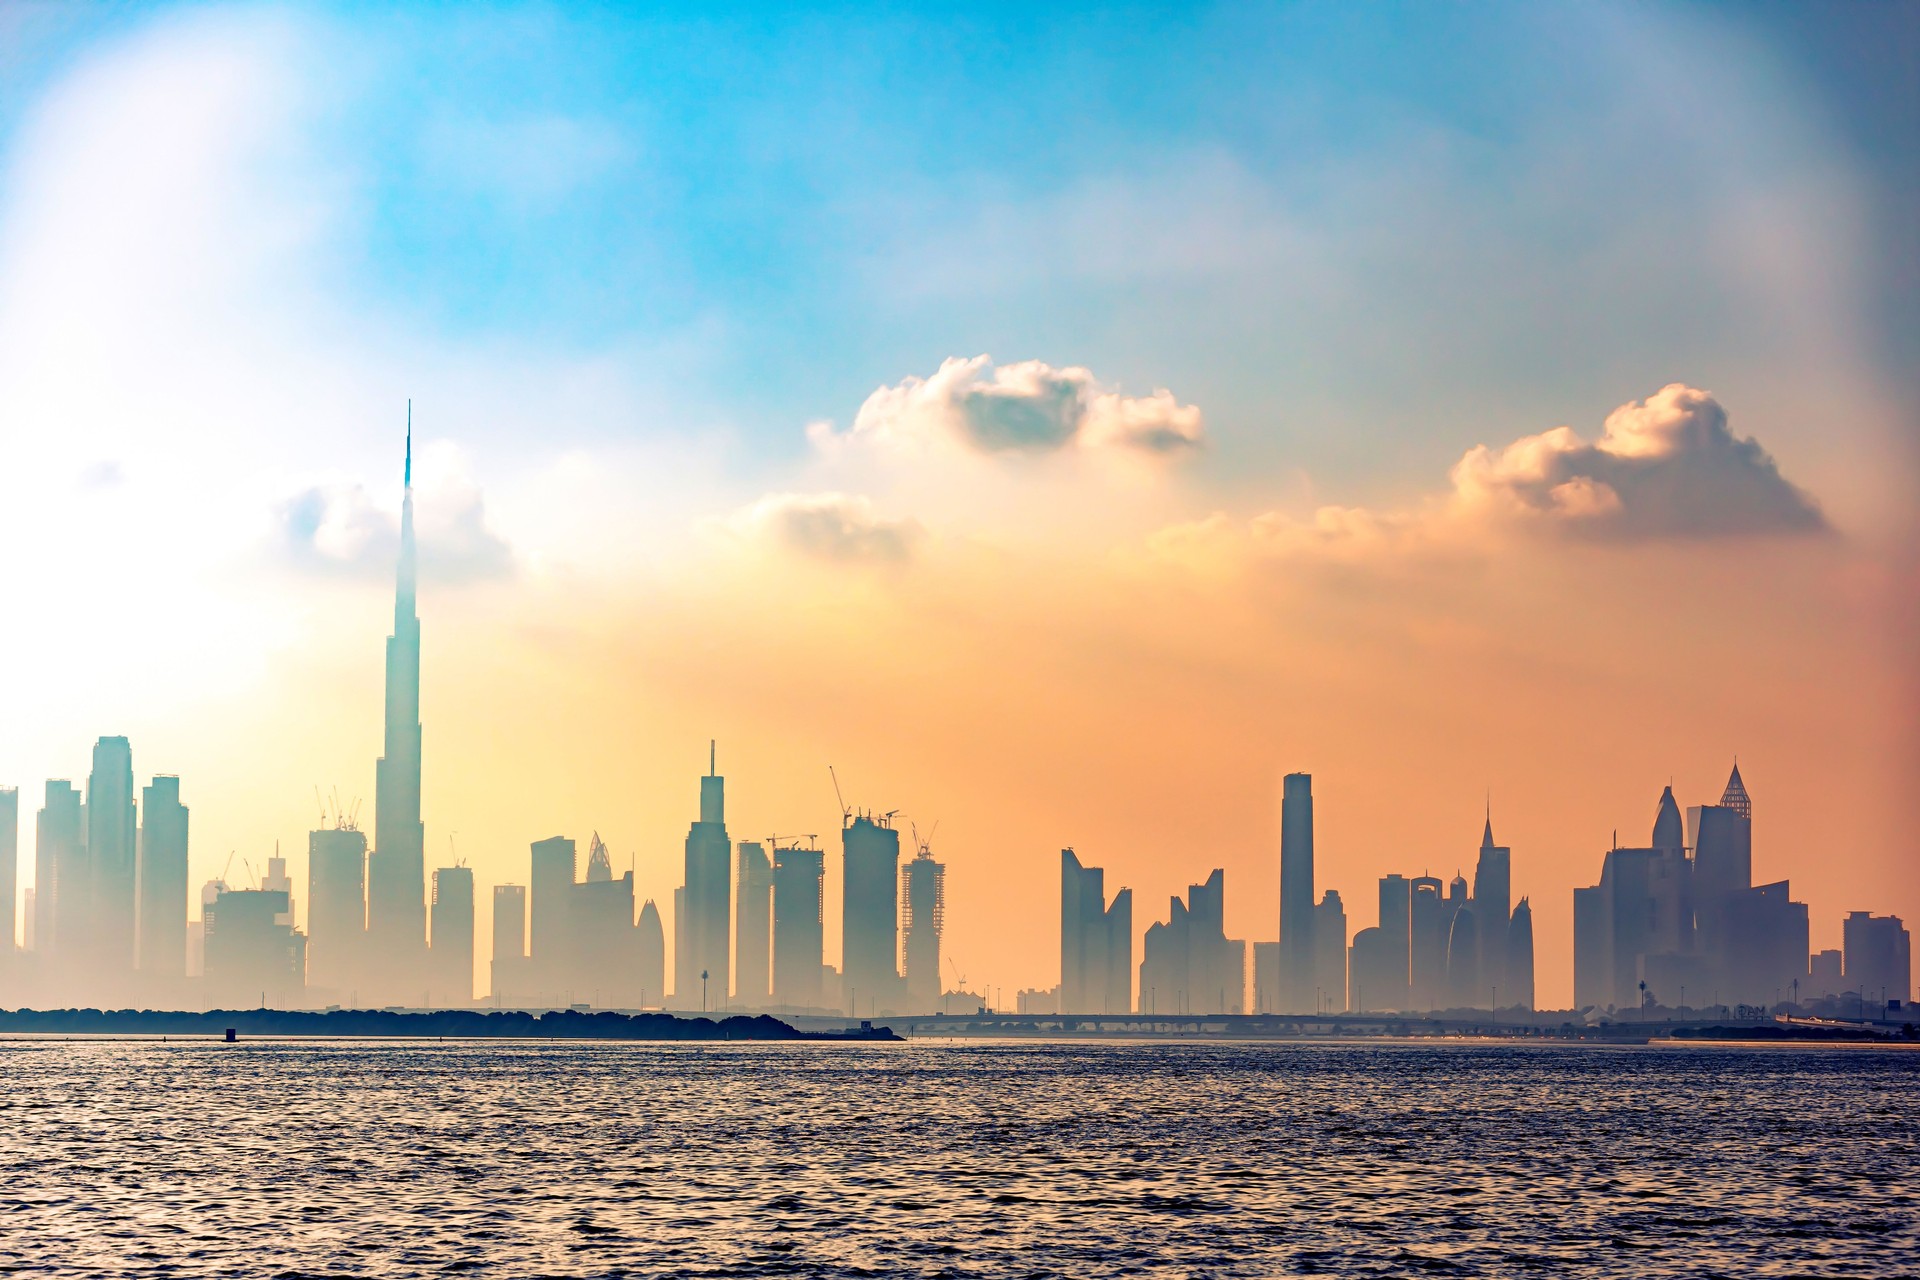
[{"xmin": 1152, "ymin": 384, "xmax": 1828, "ymax": 570}]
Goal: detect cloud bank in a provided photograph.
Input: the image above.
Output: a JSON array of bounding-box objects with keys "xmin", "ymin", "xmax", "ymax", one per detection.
[{"xmin": 811, "ymin": 355, "xmax": 1205, "ymax": 459}]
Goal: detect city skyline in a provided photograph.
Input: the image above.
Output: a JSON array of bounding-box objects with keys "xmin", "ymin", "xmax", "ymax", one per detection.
[
  {"xmin": 0, "ymin": 435, "xmax": 1904, "ymax": 1015},
  {"xmin": 0, "ymin": 3, "xmax": 1913, "ymax": 1010}
]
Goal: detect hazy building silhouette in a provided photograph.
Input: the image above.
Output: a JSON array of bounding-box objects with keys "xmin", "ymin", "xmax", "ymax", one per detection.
[
  {"xmin": 841, "ymin": 813, "xmax": 902, "ymax": 1015},
  {"xmin": 636, "ymin": 898, "xmax": 665, "ymax": 1007},
  {"xmin": 679, "ymin": 744, "xmax": 731, "ymax": 1007},
  {"xmin": 1348, "ymin": 925, "xmax": 1392, "ymax": 1012},
  {"xmin": 0, "ymin": 787, "xmax": 15, "ymax": 951},
  {"xmin": 570, "ymin": 848, "xmax": 639, "ymax": 1008},
  {"xmin": 1576, "ymin": 769, "xmax": 1807, "ymax": 1011},
  {"xmin": 1690, "ymin": 769, "xmax": 1753, "ymax": 905},
  {"xmin": 1808, "ymin": 947, "xmax": 1844, "ymax": 999},
  {"xmin": 1473, "ymin": 815, "xmax": 1512, "ymax": 997},
  {"xmin": 1507, "ymin": 897, "xmax": 1535, "ymax": 1010},
  {"xmin": 37, "ymin": 781, "xmax": 82, "ymax": 959},
  {"xmin": 1446, "ymin": 904, "xmax": 1481, "ymax": 1008},
  {"xmin": 530, "ymin": 836, "xmax": 576, "ymax": 994},
  {"xmin": 263, "ymin": 854, "xmax": 294, "ymax": 930},
  {"xmin": 429, "ymin": 865, "xmax": 474, "ymax": 1005},
  {"xmin": 1688, "ymin": 767, "xmax": 1756, "ymax": 1001},
  {"xmin": 307, "ymin": 823, "xmax": 368, "ymax": 998},
  {"xmin": 902, "ymin": 841, "xmax": 946, "ymax": 1010},
  {"xmin": 87, "ymin": 736, "xmax": 136, "ymax": 976},
  {"xmin": 1577, "ymin": 845, "xmax": 1658, "ymax": 1012},
  {"xmin": 1253, "ymin": 940, "xmax": 1282, "ymax": 1014},
  {"xmin": 490, "ymin": 883, "xmax": 526, "ymax": 1002},
  {"xmin": 368, "ymin": 426, "xmax": 427, "ymax": 1000},
  {"xmin": 1376, "ymin": 874, "xmax": 1412, "ymax": 1011},
  {"xmin": 772, "ymin": 842, "xmax": 824, "ymax": 1009},
  {"xmin": 1313, "ymin": 889, "xmax": 1347, "ymax": 1013},
  {"xmin": 1279, "ymin": 772, "xmax": 1315, "ymax": 1013},
  {"xmin": 1060, "ymin": 848, "xmax": 1132, "ymax": 1014},
  {"xmin": 188, "ymin": 878, "xmax": 225, "ymax": 979},
  {"xmin": 1409, "ymin": 874, "xmax": 1447, "ymax": 1009},
  {"xmin": 1140, "ymin": 870, "xmax": 1243, "ymax": 1015},
  {"xmin": 135, "ymin": 776, "xmax": 188, "ymax": 977},
  {"xmin": 1843, "ymin": 912, "xmax": 1910, "ymax": 1010},
  {"xmin": 205, "ymin": 885, "xmax": 305, "ymax": 1007},
  {"xmin": 735, "ymin": 841, "xmax": 773, "ymax": 1007},
  {"xmin": 673, "ymin": 886, "xmax": 686, "ymax": 1005}
]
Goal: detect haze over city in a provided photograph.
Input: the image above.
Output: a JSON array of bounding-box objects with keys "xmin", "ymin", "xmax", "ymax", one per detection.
[{"xmin": 0, "ymin": 3, "xmax": 1913, "ymax": 1014}]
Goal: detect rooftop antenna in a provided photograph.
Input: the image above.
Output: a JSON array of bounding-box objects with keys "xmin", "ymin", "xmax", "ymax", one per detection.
[
  {"xmin": 830, "ymin": 765, "xmax": 851, "ymax": 828},
  {"xmin": 709, "ymin": 739, "xmax": 716, "ymax": 777},
  {"xmin": 405, "ymin": 399, "xmax": 412, "ymax": 488}
]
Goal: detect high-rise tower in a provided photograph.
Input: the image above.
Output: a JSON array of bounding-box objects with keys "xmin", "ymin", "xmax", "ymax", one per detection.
[
  {"xmin": 735, "ymin": 841, "xmax": 773, "ymax": 1006},
  {"xmin": 368, "ymin": 409, "xmax": 426, "ymax": 996},
  {"xmin": 88, "ymin": 736, "xmax": 136, "ymax": 975},
  {"xmin": 1473, "ymin": 811, "xmax": 1512, "ymax": 998},
  {"xmin": 1060, "ymin": 848, "xmax": 1132, "ymax": 1014},
  {"xmin": 679, "ymin": 742, "xmax": 731, "ymax": 1007},
  {"xmin": 841, "ymin": 813, "xmax": 901, "ymax": 1015},
  {"xmin": 0, "ymin": 787, "xmax": 16, "ymax": 952},
  {"xmin": 1279, "ymin": 772, "xmax": 1315, "ymax": 1013},
  {"xmin": 136, "ymin": 776, "xmax": 189, "ymax": 977}
]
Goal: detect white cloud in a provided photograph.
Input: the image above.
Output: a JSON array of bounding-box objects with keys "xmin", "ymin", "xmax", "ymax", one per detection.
[
  {"xmin": 734, "ymin": 492, "xmax": 922, "ymax": 567},
  {"xmin": 810, "ymin": 355, "xmax": 1204, "ymax": 459},
  {"xmin": 277, "ymin": 442, "xmax": 513, "ymax": 585}
]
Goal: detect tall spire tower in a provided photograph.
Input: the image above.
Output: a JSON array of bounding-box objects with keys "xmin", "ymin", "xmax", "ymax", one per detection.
[{"xmin": 368, "ymin": 402, "xmax": 427, "ymax": 995}]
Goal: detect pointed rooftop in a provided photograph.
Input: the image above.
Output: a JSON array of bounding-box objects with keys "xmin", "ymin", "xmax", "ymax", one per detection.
[
  {"xmin": 1652, "ymin": 785, "xmax": 1684, "ymax": 850},
  {"xmin": 1720, "ymin": 763, "xmax": 1752, "ymax": 820}
]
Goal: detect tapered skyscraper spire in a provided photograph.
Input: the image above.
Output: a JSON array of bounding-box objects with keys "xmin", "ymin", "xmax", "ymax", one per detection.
[
  {"xmin": 368, "ymin": 402, "xmax": 426, "ymax": 996},
  {"xmin": 1719, "ymin": 762, "xmax": 1751, "ymax": 820}
]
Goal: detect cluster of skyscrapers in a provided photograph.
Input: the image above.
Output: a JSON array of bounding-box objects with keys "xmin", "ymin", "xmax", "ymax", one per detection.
[
  {"xmin": 1035, "ymin": 769, "xmax": 1907, "ymax": 1021},
  {"xmin": 0, "ymin": 429, "xmax": 1909, "ymax": 1021},
  {"xmin": 0, "ymin": 432, "xmax": 957, "ymax": 1015},
  {"xmin": 1035, "ymin": 773, "xmax": 1536, "ymax": 1017},
  {"xmin": 1575, "ymin": 767, "xmax": 1910, "ymax": 1017}
]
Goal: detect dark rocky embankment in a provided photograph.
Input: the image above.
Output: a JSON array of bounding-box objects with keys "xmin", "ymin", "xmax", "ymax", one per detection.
[{"xmin": 0, "ymin": 1007, "xmax": 899, "ymax": 1041}]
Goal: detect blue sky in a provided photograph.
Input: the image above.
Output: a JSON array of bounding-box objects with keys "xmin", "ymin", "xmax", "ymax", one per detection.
[{"xmin": 7, "ymin": 0, "xmax": 1907, "ymax": 501}]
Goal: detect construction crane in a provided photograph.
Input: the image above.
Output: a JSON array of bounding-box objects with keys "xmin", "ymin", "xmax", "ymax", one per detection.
[
  {"xmin": 829, "ymin": 765, "xmax": 852, "ymax": 828},
  {"xmin": 767, "ymin": 834, "xmax": 820, "ymax": 851},
  {"xmin": 912, "ymin": 821, "xmax": 940, "ymax": 858}
]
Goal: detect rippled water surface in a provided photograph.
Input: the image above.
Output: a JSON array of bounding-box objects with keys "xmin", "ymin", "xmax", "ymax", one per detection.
[{"xmin": 1, "ymin": 1038, "xmax": 1914, "ymax": 1277}]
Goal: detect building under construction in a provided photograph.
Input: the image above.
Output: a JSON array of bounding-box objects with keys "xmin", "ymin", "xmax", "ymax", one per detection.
[{"xmin": 902, "ymin": 833, "xmax": 946, "ymax": 1012}]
